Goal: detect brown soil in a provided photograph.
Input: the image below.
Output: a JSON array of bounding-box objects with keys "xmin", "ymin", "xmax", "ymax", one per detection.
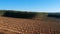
[{"xmin": 0, "ymin": 17, "xmax": 59, "ymax": 34}]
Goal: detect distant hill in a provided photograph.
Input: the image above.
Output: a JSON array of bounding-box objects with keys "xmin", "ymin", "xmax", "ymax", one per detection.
[
  {"xmin": 0, "ymin": 10, "xmax": 48, "ymax": 19},
  {"xmin": 0, "ymin": 10, "xmax": 60, "ymax": 20}
]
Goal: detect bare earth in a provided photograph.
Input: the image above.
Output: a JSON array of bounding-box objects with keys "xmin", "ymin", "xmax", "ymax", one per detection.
[{"xmin": 0, "ymin": 17, "xmax": 60, "ymax": 34}]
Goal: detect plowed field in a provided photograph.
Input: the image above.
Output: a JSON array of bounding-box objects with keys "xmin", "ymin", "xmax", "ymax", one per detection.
[{"xmin": 0, "ymin": 17, "xmax": 59, "ymax": 34}]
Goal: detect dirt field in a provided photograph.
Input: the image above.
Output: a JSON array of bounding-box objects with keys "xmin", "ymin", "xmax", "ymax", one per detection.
[{"xmin": 0, "ymin": 16, "xmax": 60, "ymax": 34}]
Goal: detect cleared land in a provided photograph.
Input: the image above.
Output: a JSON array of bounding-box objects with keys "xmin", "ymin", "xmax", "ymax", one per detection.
[{"xmin": 0, "ymin": 16, "xmax": 59, "ymax": 34}]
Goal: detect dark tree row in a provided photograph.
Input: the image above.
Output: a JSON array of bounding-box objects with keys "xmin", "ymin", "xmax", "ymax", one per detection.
[
  {"xmin": 48, "ymin": 13, "xmax": 60, "ymax": 18},
  {"xmin": 3, "ymin": 11, "xmax": 37, "ymax": 19}
]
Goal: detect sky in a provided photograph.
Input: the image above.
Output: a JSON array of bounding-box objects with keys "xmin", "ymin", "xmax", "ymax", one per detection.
[{"xmin": 0, "ymin": 0, "xmax": 60, "ymax": 12}]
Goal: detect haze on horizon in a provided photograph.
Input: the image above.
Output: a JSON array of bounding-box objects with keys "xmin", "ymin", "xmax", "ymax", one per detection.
[{"xmin": 0, "ymin": 0, "xmax": 60, "ymax": 12}]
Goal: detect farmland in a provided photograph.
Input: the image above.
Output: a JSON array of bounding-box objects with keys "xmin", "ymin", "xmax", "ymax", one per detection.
[{"xmin": 0, "ymin": 10, "xmax": 59, "ymax": 34}]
